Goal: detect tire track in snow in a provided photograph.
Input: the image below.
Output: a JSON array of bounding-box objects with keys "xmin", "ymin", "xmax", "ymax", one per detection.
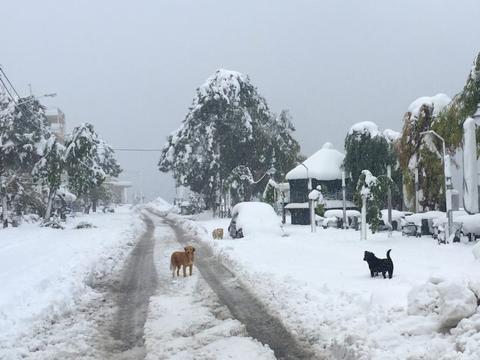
[{"xmin": 151, "ymin": 210, "xmax": 321, "ymax": 360}]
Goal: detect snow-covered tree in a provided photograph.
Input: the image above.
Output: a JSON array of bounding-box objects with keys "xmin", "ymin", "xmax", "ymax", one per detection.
[
  {"xmin": 91, "ymin": 137, "xmax": 122, "ymax": 211},
  {"xmin": 0, "ymin": 94, "xmax": 49, "ymax": 227},
  {"xmin": 355, "ymin": 170, "xmax": 389, "ymax": 233},
  {"xmin": 32, "ymin": 135, "xmax": 65, "ymax": 220},
  {"xmin": 64, "ymin": 123, "xmax": 106, "ymax": 212},
  {"xmin": 159, "ymin": 69, "xmax": 302, "ymax": 210},
  {"xmin": 225, "ymin": 165, "xmax": 254, "ymax": 206},
  {"xmin": 398, "ymin": 94, "xmax": 451, "ymax": 211},
  {"xmin": 65, "ymin": 124, "xmax": 121, "ymax": 213},
  {"xmin": 344, "ymin": 122, "xmax": 402, "ymax": 208},
  {"xmin": 434, "ymin": 52, "xmax": 480, "ymax": 153}
]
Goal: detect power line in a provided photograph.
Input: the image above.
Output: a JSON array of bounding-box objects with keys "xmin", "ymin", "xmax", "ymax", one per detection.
[
  {"xmin": 0, "ymin": 66, "xmax": 21, "ymax": 98},
  {"xmin": 113, "ymin": 148, "xmax": 163, "ymax": 152},
  {"xmin": 0, "ymin": 75, "xmax": 16, "ymax": 102}
]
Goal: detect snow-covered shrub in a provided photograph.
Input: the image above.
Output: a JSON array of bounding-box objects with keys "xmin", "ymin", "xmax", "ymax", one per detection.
[
  {"xmin": 75, "ymin": 221, "xmax": 96, "ymax": 229},
  {"xmin": 41, "ymin": 215, "xmax": 64, "ymax": 229}
]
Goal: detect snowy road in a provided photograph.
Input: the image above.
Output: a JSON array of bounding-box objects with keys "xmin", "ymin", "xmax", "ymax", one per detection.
[
  {"xmin": 148, "ymin": 209, "xmax": 321, "ymax": 360},
  {"xmin": 96, "ymin": 214, "xmax": 158, "ymax": 358}
]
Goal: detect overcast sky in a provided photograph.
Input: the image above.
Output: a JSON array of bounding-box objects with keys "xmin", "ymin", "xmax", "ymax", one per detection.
[{"xmin": 2, "ymin": 0, "xmax": 479, "ymax": 201}]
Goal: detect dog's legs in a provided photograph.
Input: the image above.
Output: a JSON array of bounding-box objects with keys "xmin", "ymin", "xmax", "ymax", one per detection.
[
  {"xmin": 177, "ymin": 266, "xmax": 180, "ymax": 277},
  {"xmin": 182, "ymin": 265, "xmax": 187, "ymax": 277},
  {"xmin": 189, "ymin": 265, "xmax": 192, "ymax": 276},
  {"xmin": 382, "ymin": 271, "xmax": 386, "ymax": 279},
  {"xmin": 370, "ymin": 270, "xmax": 375, "ymax": 277}
]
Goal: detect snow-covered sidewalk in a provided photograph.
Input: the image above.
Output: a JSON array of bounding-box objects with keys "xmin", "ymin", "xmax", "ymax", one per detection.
[
  {"xmin": 158, "ymin": 206, "xmax": 480, "ymax": 360},
  {"xmin": 0, "ymin": 206, "xmax": 145, "ymax": 358}
]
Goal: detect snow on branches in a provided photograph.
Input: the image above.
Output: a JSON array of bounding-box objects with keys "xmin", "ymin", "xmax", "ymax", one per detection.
[{"xmin": 159, "ymin": 69, "xmax": 302, "ymax": 209}]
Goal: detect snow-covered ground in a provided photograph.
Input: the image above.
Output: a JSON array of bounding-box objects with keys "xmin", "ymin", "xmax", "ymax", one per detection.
[
  {"xmin": 0, "ymin": 206, "xmax": 145, "ymax": 359},
  {"xmin": 143, "ymin": 214, "xmax": 275, "ymax": 360},
  {"xmin": 155, "ymin": 203, "xmax": 480, "ymax": 360}
]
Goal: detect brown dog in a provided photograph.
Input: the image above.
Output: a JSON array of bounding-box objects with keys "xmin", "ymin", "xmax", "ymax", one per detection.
[
  {"xmin": 212, "ymin": 228, "xmax": 224, "ymax": 240},
  {"xmin": 170, "ymin": 246, "xmax": 195, "ymax": 277}
]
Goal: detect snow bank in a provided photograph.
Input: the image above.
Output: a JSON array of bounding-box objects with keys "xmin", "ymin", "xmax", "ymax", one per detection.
[
  {"xmin": 408, "ymin": 278, "xmax": 478, "ymax": 330},
  {"xmin": 0, "ymin": 206, "xmax": 143, "ymax": 344},
  {"xmin": 408, "ymin": 93, "xmax": 451, "ymax": 118},
  {"xmin": 286, "ymin": 142, "xmax": 344, "ymax": 181}
]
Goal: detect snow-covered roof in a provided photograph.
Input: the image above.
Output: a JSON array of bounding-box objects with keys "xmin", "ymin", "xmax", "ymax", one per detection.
[
  {"xmin": 324, "ymin": 199, "xmax": 356, "ymax": 209},
  {"xmin": 286, "ymin": 142, "xmax": 345, "ymax": 181},
  {"xmin": 285, "ymin": 202, "xmax": 309, "ymax": 209},
  {"xmin": 108, "ymin": 180, "xmax": 132, "ymax": 188},
  {"xmin": 324, "ymin": 209, "xmax": 361, "ymax": 218},
  {"xmin": 408, "ymin": 93, "xmax": 451, "ymax": 118}
]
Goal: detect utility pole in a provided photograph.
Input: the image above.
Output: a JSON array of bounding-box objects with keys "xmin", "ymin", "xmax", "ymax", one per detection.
[
  {"xmin": 387, "ymin": 165, "xmax": 392, "ymax": 237},
  {"xmin": 361, "ymin": 194, "xmax": 367, "ymax": 240},
  {"xmin": 342, "ymin": 170, "xmax": 347, "ymax": 229}
]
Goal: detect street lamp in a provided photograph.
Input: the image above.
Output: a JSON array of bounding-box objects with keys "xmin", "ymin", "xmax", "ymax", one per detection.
[
  {"xmin": 297, "ymin": 162, "xmax": 315, "ymax": 232},
  {"xmin": 420, "ymin": 130, "xmax": 453, "ymax": 240}
]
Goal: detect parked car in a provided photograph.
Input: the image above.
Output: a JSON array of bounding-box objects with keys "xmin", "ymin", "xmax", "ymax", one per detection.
[
  {"xmin": 402, "ymin": 222, "xmax": 421, "ymax": 237},
  {"xmin": 228, "ymin": 202, "xmax": 282, "ymax": 238}
]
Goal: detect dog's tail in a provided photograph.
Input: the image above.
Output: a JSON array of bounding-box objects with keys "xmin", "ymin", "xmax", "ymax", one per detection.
[
  {"xmin": 386, "ymin": 249, "xmax": 392, "ymax": 260},
  {"xmin": 170, "ymin": 257, "xmax": 174, "ymax": 271}
]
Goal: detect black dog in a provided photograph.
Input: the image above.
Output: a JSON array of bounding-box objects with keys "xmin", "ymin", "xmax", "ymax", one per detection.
[{"xmin": 363, "ymin": 249, "xmax": 393, "ymax": 279}]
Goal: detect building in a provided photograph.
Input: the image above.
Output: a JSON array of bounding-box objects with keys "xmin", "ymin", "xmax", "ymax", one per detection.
[
  {"xmin": 46, "ymin": 108, "xmax": 66, "ymax": 143},
  {"xmin": 106, "ymin": 179, "xmax": 132, "ymax": 204},
  {"xmin": 285, "ymin": 142, "xmax": 356, "ymax": 225}
]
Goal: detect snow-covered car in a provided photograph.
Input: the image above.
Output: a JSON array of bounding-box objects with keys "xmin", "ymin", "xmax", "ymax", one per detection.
[
  {"xmin": 456, "ymin": 213, "xmax": 480, "ymax": 241},
  {"xmin": 228, "ymin": 202, "xmax": 282, "ymax": 238},
  {"xmin": 402, "ymin": 222, "xmax": 421, "ymax": 237}
]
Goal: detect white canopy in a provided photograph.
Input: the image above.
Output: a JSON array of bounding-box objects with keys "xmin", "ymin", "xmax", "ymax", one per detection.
[{"xmin": 286, "ymin": 142, "xmax": 345, "ymax": 181}]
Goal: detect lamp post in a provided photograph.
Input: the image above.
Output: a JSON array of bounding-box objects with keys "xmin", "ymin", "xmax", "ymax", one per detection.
[
  {"xmin": 420, "ymin": 130, "xmax": 452, "ymax": 240},
  {"xmin": 298, "ymin": 162, "xmax": 315, "ymax": 232},
  {"xmin": 342, "ymin": 170, "xmax": 347, "ymax": 229},
  {"xmin": 387, "ymin": 165, "xmax": 392, "ymax": 238}
]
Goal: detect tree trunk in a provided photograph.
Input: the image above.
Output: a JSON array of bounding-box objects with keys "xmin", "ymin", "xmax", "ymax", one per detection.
[
  {"xmin": 1, "ymin": 192, "xmax": 8, "ymax": 228},
  {"xmin": 92, "ymin": 197, "xmax": 97, "ymax": 213},
  {"xmin": 44, "ymin": 188, "xmax": 56, "ymax": 220}
]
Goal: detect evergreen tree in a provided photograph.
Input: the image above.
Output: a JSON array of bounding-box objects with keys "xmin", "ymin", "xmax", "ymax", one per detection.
[
  {"xmin": 225, "ymin": 165, "xmax": 254, "ymax": 206},
  {"xmin": 91, "ymin": 137, "xmax": 122, "ymax": 211},
  {"xmin": 0, "ymin": 94, "xmax": 49, "ymax": 227},
  {"xmin": 32, "ymin": 135, "xmax": 65, "ymax": 220},
  {"xmin": 159, "ymin": 69, "xmax": 302, "ymax": 210},
  {"xmin": 344, "ymin": 122, "xmax": 401, "ymax": 209},
  {"xmin": 64, "ymin": 124, "xmax": 121, "ymax": 213},
  {"xmin": 64, "ymin": 123, "xmax": 106, "ymax": 213}
]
